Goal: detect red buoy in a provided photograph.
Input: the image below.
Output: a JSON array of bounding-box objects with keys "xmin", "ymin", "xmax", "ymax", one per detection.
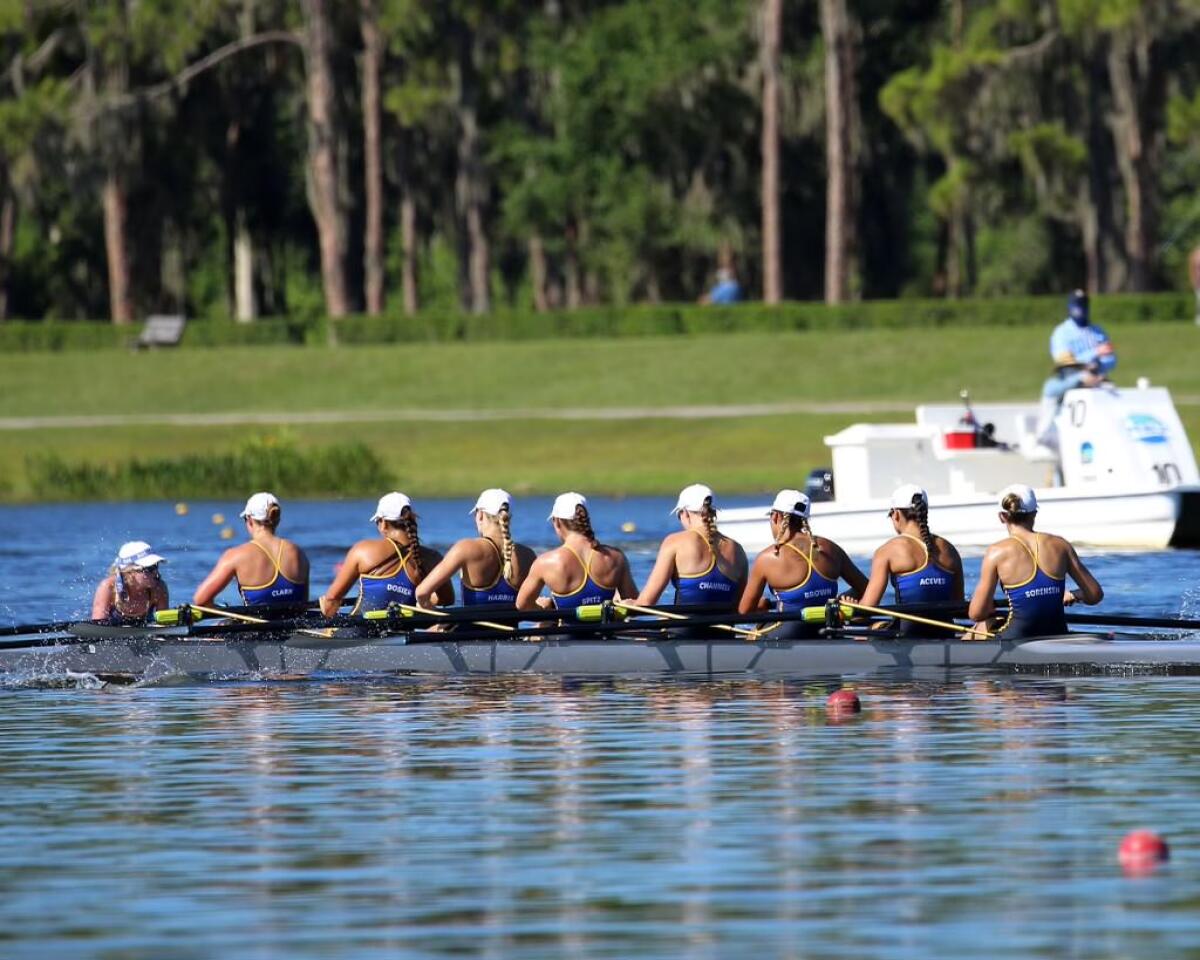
[
  {"xmin": 826, "ymin": 689, "xmax": 862, "ymax": 714},
  {"xmin": 1119, "ymin": 830, "xmax": 1169, "ymax": 873}
]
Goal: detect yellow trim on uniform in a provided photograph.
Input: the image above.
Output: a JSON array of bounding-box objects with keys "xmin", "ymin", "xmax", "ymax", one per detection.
[
  {"xmin": 551, "ymin": 544, "xmax": 616, "ymax": 599},
  {"xmin": 675, "ymin": 528, "xmax": 717, "ymax": 581},
  {"xmin": 241, "ymin": 540, "xmax": 285, "ymax": 592},
  {"xmin": 352, "ymin": 540, "xmax": 410, "ymax": 617},
  {"xmin": 776, "ymin": 540, "xmax": 817, "ymax": 592},
  {"xmin": 461, "ymin": 537, "xmax": 505, "ymax": 592}
]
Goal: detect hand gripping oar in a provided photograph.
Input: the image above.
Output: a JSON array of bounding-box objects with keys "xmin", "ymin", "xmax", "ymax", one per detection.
[
  {"xmin": 822, "ymin": 599, "xmax": 994, "ymax": 639},
  {"xmin": 614, "ymin": 601, "xmax": 760, "ymax": 639}
]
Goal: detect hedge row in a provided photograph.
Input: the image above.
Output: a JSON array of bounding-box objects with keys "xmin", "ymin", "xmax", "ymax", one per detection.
[{"xmin": 1, "ymin": 293, "xmax": 1193, "ymax": 352}]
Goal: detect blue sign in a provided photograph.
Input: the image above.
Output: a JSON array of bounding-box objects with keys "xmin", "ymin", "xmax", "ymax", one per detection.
[
  {"xmin": 1080, "ymin": 441, "xmax": 1094, "ymax": 464},
  {"xmin": 1124, "ymin": 413, "xmax": 1169, "ymax": 445}
]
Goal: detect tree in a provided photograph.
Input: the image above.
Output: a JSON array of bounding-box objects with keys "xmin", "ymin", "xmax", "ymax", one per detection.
[
  {"xmin": 820, "ymin": 0, "xmax": 860, "ymax": 302},
  {"xmin": 761, "ymin": 0, "xmax": 782, "ymax": 304}
]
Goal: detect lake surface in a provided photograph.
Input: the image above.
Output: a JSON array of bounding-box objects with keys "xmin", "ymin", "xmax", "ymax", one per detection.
[{"xmin": 2, "ymin": 498, "xmax": 1199, "ymax": 958}]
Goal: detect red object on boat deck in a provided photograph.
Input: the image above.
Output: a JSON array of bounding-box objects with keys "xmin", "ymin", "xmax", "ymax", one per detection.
[
  {"xmin": 1118, "ymin": 830, "xmax": 1170, "ymax": 874},
  {"xmin": 826, "ymin": 689, "xmax": 862, "ymax": 714},
  {"xmin": 943, "ymin": 429, "xmax": 978, "ymax": 449}
]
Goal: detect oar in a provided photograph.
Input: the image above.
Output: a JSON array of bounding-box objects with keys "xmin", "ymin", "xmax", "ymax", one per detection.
[
  {"xmin": 834, "ymin": 599, "xmax": 993, "ymax": 639},
  {"xmin": 0, "ymin": 618, "xmax": 82, "ymax": 638},
  {"xmin": 388, "ymin": 602, "xmax": 516, "ymax": 633},
  {"xmin": 614, "ymin": 601, "xmax": 761, "ymax": 638},
  {"xmin": 1064, "ymin": 612, "xmax": 1200, "ymax": 631}
]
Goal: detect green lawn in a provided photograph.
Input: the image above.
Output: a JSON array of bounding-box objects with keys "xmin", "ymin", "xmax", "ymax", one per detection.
[{"xmin": 1, "ymin": 323, "xmax": 1197, "ymax": 501}]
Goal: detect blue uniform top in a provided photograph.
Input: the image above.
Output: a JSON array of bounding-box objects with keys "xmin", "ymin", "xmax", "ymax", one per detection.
[
  {"xmin": 354, "ymin": 540, "xmax": 418, "ymax": 615},
  {"xmin": 461, "ymin": 538, "xmax": 518, "ymax": 607},
  {"xmin": 1049, "ymin": 319, "xmax": 1116, "ymax": 375},
  {"xmin": 708, "ymin": 279, "xmax": 741, "ymax": 304},
  {"xmin": 998, "ymin": 535, "xmax": 1068, "ymax": 639},
  {"xmin": 773, "ymin": 541, "xmax": 840, "ymax": 612},
  {"xmin": 551, "ymin": 545, "xmax": 617, "ymax": 612},
  {"xmin": 238, "ymin": 541, "xmax": 308, "ymax": 606},
  {"xmin": 890, "ymin": 534, "xmax": 956, "ymax": 604},
  {"xmin": 673, "ymin": 530, "xmax": 739, "ymax": 606}
]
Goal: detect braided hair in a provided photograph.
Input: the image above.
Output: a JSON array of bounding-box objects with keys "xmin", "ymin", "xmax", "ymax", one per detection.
[
  {"xmin": 496, "ymin": 504, "xmax": 515, "ymax": 582},
  {"xmin": 1001, "ymin": 492, "xmax": 1035, "ymax": 523},
  {"xmin": 910, "ymin": 494, "xmax": 935, "ymax": 557},
  {"xmin": 560, "ymin": 504, "xmax": 597, "ymax": 546},
  {"xmin": 771, "ymin": 511, "xmax": 801, "ymax": 556},
  {"xmin": 698, "ymin": 496, "xmax": 721, "ymax": 555},
  {"xmin": 395, "ymin": 507, "xmax": 424, "ymax": 578}
]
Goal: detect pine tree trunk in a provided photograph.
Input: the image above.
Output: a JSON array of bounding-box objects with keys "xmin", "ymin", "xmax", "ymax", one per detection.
[
  {"xmin": 0, "ymin": 179, "xmax": 13, "ymax": 322},
  {"xmin": 820, "ymin": 0, "xmax": 859, "ymax": 303},
  {"xmin": 360, "ymin": 0, "xmax": 385, "ymax": 315},
  {"xmin": 455, "ymin": 22, "xmax": 490, "ymax": 315},
  {"xmin": 400, "ymin": 190, "xmax": 419, "ymax": 316},
  {"xmin": 760, "ymin": 0, "xmax": 783, "ymax": 304},
  {"xmin": 103, "ymin": 169, "xmax": 134, "ymax": 325},
  {"xmin": 529, "ymin": 234, "xmax": 549, "ymax": 312},
  {"xmin": 303, "ymin": 0, "xmax": 351, "ymax": 317},
  {"xmin": 233, "ymin": 210, "xmax": 257, "ymax": 321}
]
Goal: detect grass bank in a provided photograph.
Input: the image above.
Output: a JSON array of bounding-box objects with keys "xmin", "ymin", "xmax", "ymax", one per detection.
[{"xmin": 1, "ymin": 323, "xmax": 1196, "ymax": 501}]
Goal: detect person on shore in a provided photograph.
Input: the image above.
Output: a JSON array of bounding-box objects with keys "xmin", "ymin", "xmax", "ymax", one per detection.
[
  {"xmin": 1035, "ymin": 289, "xmax": 1116, "ymax": 446},
  {"xmin": 515, "ymin": 493, "xmax": 637, "ymax": 612},
  {"xmin": 699, "ymin": 267, "xmax": 742, "ymax": 305},
  {"xmin": 414, "ymin": 488, "xmax": 536, "ymax": 609},
  {"xmin": 737, "ymin": 490, "xmax": 868, "ymax": 638},
  {"xmin": 320, "ymin": 492, "xmax": 451, "ymax": 617},
  {"xmin": 91, "ymin": 541, "xmax": 169, "ymax": 622},
  {"xmin": 193, "ymin": 492, "xmax": 310, "ymax": 608},
  {"xmin": 628, "ymin": 483, "xmax": 747, "ymax": 610},
  {"xmin": 968, "ymin": 484, "xmax": 1103, "ymax": 639},
  {"xmin": 859, "ymin": 485, "xmax": 963, "ymax": 610}
]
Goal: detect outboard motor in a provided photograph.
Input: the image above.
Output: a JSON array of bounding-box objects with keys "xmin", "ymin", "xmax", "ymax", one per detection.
[{"xmin": 806, "ymin": 468, "xmax": 835, "ymax": 502}]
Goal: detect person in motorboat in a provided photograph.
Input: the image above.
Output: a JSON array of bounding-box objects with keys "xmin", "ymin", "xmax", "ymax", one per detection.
[
  {"xmin": 628, "ymin": 483, "xmax": 748, "ymax": 610},
  {"xmin": 194, "ymin": 492, "xmax": 310, "ymax": 609},
  {"xmin": 859, "ymin": 485, "xmax": 964, "ymax": 626},
  {"xmin": 91, "ymin": 540, "xmax": 169, "ymax": 622},
  {"xmin": 1035, "ymin": 289, "xmax": 1117, "ymax": 447},
  {"xmin": 515, "ymin": 492, "xmax": 637, "ymax": 612},
  {"xmin": 414, "ymin": 488, "xmax": 536, "ymax": 609},
  {"xmin": 320, "ymin": 492, "xmax": 451, "ymax": 617},
  {"xmin": 737, "ymin": 489, "xmax": 868, "ymax": 638},
  {"xmin": 968, "ymin": 484, "xmax": 1104, "ymax": 639}
]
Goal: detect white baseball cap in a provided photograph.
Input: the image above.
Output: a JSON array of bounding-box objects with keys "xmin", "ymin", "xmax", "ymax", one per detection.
[
  {"xmin": 767, "ymin": 489, "xmax": 811, "ymax": 519},
  {"xmin": 239, "ymin": 491, "xmax": 280, "ymax": 521},
  {"xmin": 470, "ymin": 488, "xmax": 511, "ymax": 515},
  {"xmin": 371, "ymin": 491, "xmax": 413, "ymax": 522},
  {"xmin": 999, "ymin": 483, "xmax": 1038, "ymax": 514},
  {"xmin": 890, "ymin": 484, "xmax": 929, "ymax": 510},
  {"xmin": 549, "ymin": 492, "xmax": 587, "ymax": 521},
  {"xmin": 115, "ymin": 540, "xmax": 166, "ymax": 570},
  {"xmin": 670, "ymin": 482, "xmax": 715, "ymax": 516}
]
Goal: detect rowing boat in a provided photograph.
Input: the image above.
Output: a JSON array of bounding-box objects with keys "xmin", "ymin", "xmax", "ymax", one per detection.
[{"xmin": 6, "ymin": 626, "xmax": 1200, "ymax": 680}]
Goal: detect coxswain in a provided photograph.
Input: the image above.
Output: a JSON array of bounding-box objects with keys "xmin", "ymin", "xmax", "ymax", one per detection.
[
  {"xmin": 968, "ymin": 484, "xmax": 1103, "ymax": 638},
  {"xmin": 859, "ymin": 485, "xmax": 964, "ymax": 621},
  {"xmin": 414, "ymin": 488, "xmax": 536, "ymax": 608},
  {"xmin": 320, "ymin": 492, "xmax": 451, "ymax": 617},
  {"xmin": 737, "ymin": 490, "xmax": 868, "ymax": 638},
  {"xmin": 193, "ymin": 492, "xmax": 310, "ymax": 608},
  {"xmin": 629, "ymin": 483, "xmax": 747, "ymax": 609},
  {"xmin": 1035, "ymin": 289, "xmax": 1116, "ymax": 446},
  {"xmin": 515, "ymin": 492, "xmax": 637, "ymax": 611},
  {"xmin": 91, "ymin": 540, "xmax": 169, "ymax": 622}
]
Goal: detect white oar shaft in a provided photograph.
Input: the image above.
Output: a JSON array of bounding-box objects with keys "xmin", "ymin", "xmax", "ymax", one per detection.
[{"xmin": 840, "ymin": 599, "xmax": 992, "ymax": 638}]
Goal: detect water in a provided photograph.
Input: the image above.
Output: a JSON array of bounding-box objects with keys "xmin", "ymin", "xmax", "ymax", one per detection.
[{"xmin": 1, "ymin": 498, "xmax": 1200, "ymax": 958}]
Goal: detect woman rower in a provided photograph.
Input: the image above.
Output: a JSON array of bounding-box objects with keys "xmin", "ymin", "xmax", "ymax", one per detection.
[
  {"xmin": 629, "ymin": 483, "xmax": 747, "ymax": 610},
  {"xmin": 91, "ymin": 541, "xmax": 169, "ymax": 622},
  {"xmin": 193, "ymin": 492, "xmax": 310, "ymax": 609},
  {"xmin": 515, "ymin": 492, "xmax": 637, "ymax": 612},
  {"xmin": 737, "ymin": 489, "xmax": 868, "ymax": 638},
  {"xmin": 414, "ymin": 488, "xmax": 536, "ymax": 609},
  {"xmin": 860, "ymin": 484, "xmax": 964, "ymax": 630},
  {"xmin": 968, "ymin": 484, "xmax": 1103, "ymax": 638},
  {"xmin": 320, "ymin": 492, "xmax": 452, "ymax": 617}
]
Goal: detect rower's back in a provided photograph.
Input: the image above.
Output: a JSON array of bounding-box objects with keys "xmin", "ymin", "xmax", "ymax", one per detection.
[
  {"xmin": 766, "ymin": 534, "xmax": 844, "ymax": 607},
  {"xmin": 233, "ymin": 535, "xmax": 310, "ymax": 605},
  {"xmin": 669, "ymin": 528, "xmax": 746, "ymax": 607}
]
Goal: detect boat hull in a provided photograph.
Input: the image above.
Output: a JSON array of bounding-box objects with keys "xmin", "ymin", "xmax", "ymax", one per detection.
[{"xmin": 7, "ymin": 632, "xmax": 1200, "ymax": 680}]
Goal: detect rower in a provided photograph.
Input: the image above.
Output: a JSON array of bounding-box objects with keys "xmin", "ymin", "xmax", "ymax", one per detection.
[
  {"xmin": 515, "ymin": 492, "xmax": 637, "ymax": 612},
  {"xmin": 319, "ymin": 492, "xmax": 452, "ymax": 617},
  {"xmin": 629, "ymin": 483, "xmax": 747, "ymax": 610},
  {"xmin": 737, "ymin": 489, "xmax": 867, "ymax": 638},
  {"xmin": 968, "ymin": 484, "xmax": 1103, "ymax": 638},
  {"xmin": 859, "ymin": 484, "xmax": 964, "ymax": 626},
  {"xmin": 414, "ymin": 488, "xmax": 536, "ymax": 608},
  {"xmin": 91, "ymin": 540, "xmax": 169, "ymax": 622},
  {"xmin": 193, "ymin": 492, "xmax": 310, "ymax": 608}
]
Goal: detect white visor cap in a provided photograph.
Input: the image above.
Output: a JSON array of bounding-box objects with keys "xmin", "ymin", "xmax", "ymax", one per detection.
[
  {"xmin": 670, "ymin": 482, "xmax": 715, "ymax": 516},
  {"xmin": 890, "ymin": 484, "xmax": 929, "ymax": 511},
  {"xmin": 768, "ymin": 489, "xmax": 811, "ymax": 519},
  {"xmin": 240, "ymin": 491, "xmax": 280, "ymax": 521},
  {"xmin": 115, "ymin": 540, "xmax": 166, "ymax": 570},
  {"xmin": 371, "ymin": 491, "xmax": 413, "ymax": 522},
  {"xmin": 999, "ymin": 483, "xmax": 1038, "ymax": 514},
  {"xmin": 470, "ymin": 488, "xmax": 512, "ymax": 516},
  {"xmin": 549, "ymin": 492, "xmax": 587, "ymax": 521}
]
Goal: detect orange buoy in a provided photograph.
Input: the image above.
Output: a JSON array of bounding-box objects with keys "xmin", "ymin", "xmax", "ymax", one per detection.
[
  {"xmin": 219, "ymin": 526, "xmax": 234, "ymax": 540},
  {"xmin": 826, "ymin": 689, "xmax": 861, "ymax": 714},
  {"xmin": 1119, "ymin": 830, "xmax": 1169, "ymax": 873}
]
